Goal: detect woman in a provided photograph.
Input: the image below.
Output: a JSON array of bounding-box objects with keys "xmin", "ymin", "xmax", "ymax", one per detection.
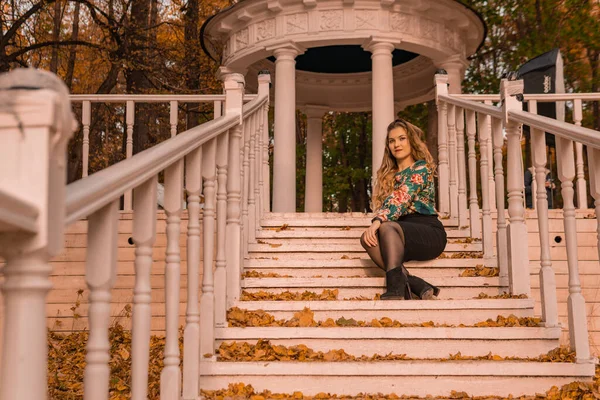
[{"xmin": 361, "ymin": 119, "xmax": 447, "ymax": 300}]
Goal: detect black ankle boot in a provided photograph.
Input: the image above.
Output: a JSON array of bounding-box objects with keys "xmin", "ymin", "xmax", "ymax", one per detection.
[
  {"xmin": 407, "ymin": 275, "xmax": 440, "ymax": 300},
  {"xmin": 380, "ymin": 266, "xmax": 412, "ymax": 300}
]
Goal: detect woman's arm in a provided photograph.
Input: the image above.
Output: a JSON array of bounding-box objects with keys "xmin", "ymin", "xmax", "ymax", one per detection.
[{"xmin": 373, "ymin": 167, "xmax": 429, "ymax": 222}]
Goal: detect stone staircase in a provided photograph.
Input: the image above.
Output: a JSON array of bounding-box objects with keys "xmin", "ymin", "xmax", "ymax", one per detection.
[{"xmin": 199, "ymin": 213, "xmax": 595, "ymax": 397}]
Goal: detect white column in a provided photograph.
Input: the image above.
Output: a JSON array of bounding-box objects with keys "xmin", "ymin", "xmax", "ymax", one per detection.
[
  {"xmin": 434, "ymin": 72, "xmax": 449, "ymax": 215},
  {"xmin": 305, "ymin": 106, "xmax": 326, "ymax": 212},
  {"xmin": 364, "ymin": 40, "xmax": 395, "ymax": 184},
  {"xmin": 271, "ymin": 44, "xmax": 303, "ymax": 212}
]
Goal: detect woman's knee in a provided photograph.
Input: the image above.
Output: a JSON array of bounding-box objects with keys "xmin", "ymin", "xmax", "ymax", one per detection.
[{"xmin": 359, "ymin": 232, "xmax": 369, "ymax": 249}]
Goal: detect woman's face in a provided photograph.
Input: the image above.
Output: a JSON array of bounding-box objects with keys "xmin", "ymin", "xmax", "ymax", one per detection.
[{"xmin": 388, "ymin": 127, "xmax": 412, "ymax": 163}]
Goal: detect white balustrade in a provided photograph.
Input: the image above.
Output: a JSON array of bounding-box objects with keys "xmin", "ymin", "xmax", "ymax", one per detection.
[
  {"xmin": 248, "ymin": 114, "xmax": 257, "ymax": 244},
  {"xmin": 215, "ymin": 129, "xmax": 230, "ymax": 328},
  {"xmin": 588, "ymin": 147, "xmax": 600, "ymax": 261},
  {"xmin": 491, "ymin": 117, "xmax": 508, "ymax": 279},
  {"xmin": 182, "ymin": 146, "xmax": 202, "ymax": 399},
  {"xmin": 484, "ymin": 100, "xmax": 496, "ymax": 212},
  {"xmin": 82, "ymin": 101, "xmax": 91, "ymax": 177},
  {"xmin": 455, "ymin": 107, "xmax": 468, "ymax": 228},
  {"xmin": 447, "ymin": 103, "xmax": 459, "ymax": 219},
  {"xmin": 170, "ymin": 101, "xmax": 178, "ymax": 138},
  {"xmin": 477, "ymin": 112, "xmax": 494, "ymax": 263},
  {"xmin": 242, "ymin": 116, "xmax": 251, "ymax": 258},
  {"xmin": 131, "ymin": 177, "xmax": 158, "ymax": 400},
  {"xmin": 124, "ymin": 101, "xmax": 135, "ymax": 211},
  {"xmin": 573, "ymin": 99, "xmax": 587, "ymax": 209},
  {"xmin": 434, "ymin": 73, "xmax": 450, "ymax": 215},
  {"xmin": 465, "ymin": 110, "xmax": 481, "ymax": 239}
]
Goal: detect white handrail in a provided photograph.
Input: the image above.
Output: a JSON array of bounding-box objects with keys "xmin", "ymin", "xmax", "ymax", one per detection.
[
  {"xmin": 69, "ymin": 94, "xmax": 257, "ymax": 102},
  {"xmin": 242, "ymin": 94, "xmax": 268, "ymax": 118},
  {"xmin": 438, "ymin": 94, "xmax": 503, "ymax": 119},
  {"xmin": 0, "ymin": 190, "xmax": 39, "ymax": 233},
  {"xmin": 65, "ymin": 112, "xmax": 240, "ymax": 224},
  {"xmin": 455, "ymin": 93, "xmax": 600, "ymax": 102},
  {"xmin": 508, "ymin": 109, "xmax": 600, "ymax": 149}
]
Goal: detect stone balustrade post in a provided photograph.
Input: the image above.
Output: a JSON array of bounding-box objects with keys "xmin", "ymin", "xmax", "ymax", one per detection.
[{"xmin": 434, "ymin": 71, "xmax": 449, "ymax": 215}]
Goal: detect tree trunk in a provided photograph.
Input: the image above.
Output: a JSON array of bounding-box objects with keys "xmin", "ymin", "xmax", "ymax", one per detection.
[
  {"xmin": 64, "ymin": 1, "xmax": 80, "ymax": 90},
  {"xmin": 184, "ymin": 0, "xmax": 200, "ymax": 128},
  {"xmin": 49, "ymin": 0, "xmax": 62, "ymax": 73}
]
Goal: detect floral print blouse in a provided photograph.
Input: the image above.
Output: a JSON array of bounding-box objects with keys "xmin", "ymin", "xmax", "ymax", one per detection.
[{"xmin": 373, "ymin": 160, "xmax": 437, "ymax": 222}]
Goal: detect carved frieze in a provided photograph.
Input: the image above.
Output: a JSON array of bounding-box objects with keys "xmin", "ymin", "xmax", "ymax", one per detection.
[
  {"xmin": 320, "ymin": 10, "xmax": 343, "ymax": 31},
  {"xmin": 256, "ymin": 19, "xmax": 276, "ymax": 42},
  {"xmin": 286, "ymin": 13, "xmax": 308, "ymax": 34},
  {"xmin": 390, "ymin": 13, "xmax": 415, "ymax": 34},
  {"xmin": 355, "ymin": 10, "xmax": 378, "ymax": 30},
  {"xmin": 421, "ymin": 18, "xmax": 438, "ymax": 40},
  {"xmin": 235, "ymin": 28, "xmax": 249, "ymax": 50},
  {"xmin": 443, "ymin": 27, "xmax": 458, "ymax": 50}
]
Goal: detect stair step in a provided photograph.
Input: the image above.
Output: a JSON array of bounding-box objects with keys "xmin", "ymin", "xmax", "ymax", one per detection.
[
  {"xmin": 248, "ymin": 243, "xmax": 482, "ymax": 253},
  {"xmin": 245, "ymin": 257, "xmax": 486, "ymax": 269},
  {"xmin": 242, "ymin": 277, "xmax": 504, "ymax": 288},
  {"xmin": 215, "ymin": 326, "xmax": 560, "ymax": 358},
  {"xmin": 256, "ymin": 228, "xmax": 472, "ymax": 239},
  {"xmin": 262, "ymin": 215, "xmax": 459, "ymax": 228},
  {"xmin": 199, "ymin": 361, "xmax": 594, "ymax": 397},
  {"xmin": 233, "ymin": 299, "xmax": 535, "ymax": 324}
]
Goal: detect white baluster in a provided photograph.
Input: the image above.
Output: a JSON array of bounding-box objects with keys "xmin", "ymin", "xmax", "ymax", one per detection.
[
  {"xmin": 182, "ymin": 147, "xmax": 201, "ymax": 399},
  {"xmin": 448, "ymin": 103, "xmax": 458, "ymax": 220},
  {"xmin": 256, "ymin": 108, "xmax": 264, "ymax": 221},
  {"xmin": 82, "ymin": 100, "xmax": 91, "ymax": 178},
  {"xmin": 556, "ymin": 134, "xmax": 591, "ymax": 362},
  {"xmin": 222, "ymin": 72, "xmax": 245, "ymax": 307},
  {"xmin": 263, "ymin": 104, "xmax": 271, "ymax": 213},
  {"xmin": 530, "ymin": 127, "xmax": 558, "ymax": 327},
  {"xmin": 573, "ymin": 99, "xmax": 588, "ymax": 209},
  {"xmin": 588, "ymin": 147, "xmax": 600, "ymax": 261},
  {"xmin": 124, "ymin": 101, "xmax": 134, "ymax": 211},
  {"xmin": 248, "ymin": 114, "xmax": 257, "ymax": 243},
  {"xmin": 484, "ymin": 100, "xmax": 496, "ymax": 212},
  {"xmin": 242, "ymin": 117, "xmax": 251, "ymax": 257},
  {"xmin": 434, "ymin": 73, "xmax": 450, "ymax": 215},
  {"xmin": 215, "ymin": 130, "xmax": 229, "ymax": 327},
  {"xmin": 455, "ymin": 107, "xmax": 468, "ymax": 228},
  {"xmin": 170, "ymin": 101, "xmax": 178, "ymax": 138},
  {"xmin": 160, "ymin": 160, "xmax": 184, "ymax": 399},
  {"xmin": 200, "ymin": 139, "xmax": 217, "ymax": 357},
  {"xmin": 465, "ymin": 110, "xmax": 481, "ymax": 239},
  {"xmin": 131, "ymin": 177, "xmax": 158, "ymax": 400},
  {"xmin": 477, "ymin": 112, "xmax": 494, "ymax": 263},
  {"xmin": 491, "ymin": 117, "xmax": 508, "ymax": 280},
  {"xmin": 501, "ymin": 77, "xmax": 530, "ymax": 296},
  {"xmin": 84, "ymin": 200, "xmax": 119, "ymax": 400},
  {"xmin": 528, "ymin": 101, "xmax": 538, "ymax": 210}
]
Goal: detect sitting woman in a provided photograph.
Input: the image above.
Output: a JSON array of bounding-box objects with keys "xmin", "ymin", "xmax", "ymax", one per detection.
[{"xmin": 361, "ymin": 119, "xmax": 447, "ymax": 300}]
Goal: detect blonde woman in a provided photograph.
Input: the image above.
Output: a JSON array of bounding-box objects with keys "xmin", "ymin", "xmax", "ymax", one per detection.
[{"xmin": 361, "ymin": 119, "xmax": 447, "ymax": 300}]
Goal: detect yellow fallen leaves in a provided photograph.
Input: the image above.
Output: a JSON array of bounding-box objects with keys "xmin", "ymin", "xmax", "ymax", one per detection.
[
  {"xmin": 460, "ymin": 265, "xmax": 500, "ymax": 277},
  {"xmin": 243, "ymin": 271, "xmax": 292, "ymax": 278},
  {"xmin": 48, "ymin": 323, "xmax": 181, "ymax": 400},
  {"xmin": 438, "ymin": 252, "xmax": 484, "ymax": 259},
  {"xmin": 227, "ymin": 307, "xmax": 541, "ymax": 329},
  {"xmin": 265, "ymin": 224, "xmax": 293, "ymax": 231},
  {"xmin": 241, "ymin": 289, "xmax": 339, "ymax": 301},
  {"xmin": 453, "ymin": 237, "xmax": 477, "ymax": 244},
  {"xmin": 475, "ymin": 292, "xmax": 529, "ymax": 299}
]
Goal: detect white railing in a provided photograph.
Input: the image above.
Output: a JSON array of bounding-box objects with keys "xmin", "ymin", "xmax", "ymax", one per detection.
[
  {"xmin": 435, "ymin": 72, "xmax": 600, "ymax": 364},
  {"xmin": 69, "ymin": 93, "xmax": 258, "ymax": 211},
  {"xmin": 0, "ymin": 68, "xmax": 271, "ymax": 400}
]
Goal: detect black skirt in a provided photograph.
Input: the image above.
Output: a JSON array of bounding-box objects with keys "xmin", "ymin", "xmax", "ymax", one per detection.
[{"xmin": 395, "ymin": 213, "xmax": 447, "ymax": 262}]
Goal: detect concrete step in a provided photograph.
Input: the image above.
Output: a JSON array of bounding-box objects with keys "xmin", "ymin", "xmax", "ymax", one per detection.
[
  {"xmin": 248, "ymin": 252, "xmax": 484, "ymax": 261},
  {"xmin": 257, "ymin": 227, "xmax": 471, "ymax": 239},
  {"xmin": 233, "ymin": 299, "xmax": 535, "ymax": 324},
  {"xmin": 199, "ymin": 361, "xmax": 594, "ymax": 397},
  {"xmin": 248, "ymin": 242, "xmax": 482, "ymax": 253},
  {"xmin": 262, "ymin": 213, "xmax": 459, "ymax": 228},
  {"xmin": 214, "ymin": 326, "xmax": 560, "ymax": 358}
]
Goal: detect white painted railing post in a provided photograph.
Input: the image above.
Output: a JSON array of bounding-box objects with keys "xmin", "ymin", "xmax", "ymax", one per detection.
[
  {"xmin": 484, "ymin": 100, "xmax": 496, "ymax": 212},
  {"xmin": 588, "ymin": 147, "xmax": 600, "ymax": 261},
  {"xmin": 556, "ymin": 130, "xmax": 592, "ymax": 363},
  {"xmin": 248, "ymin": 114, "xmax": 257, "ymax": 244},
  {"xmin": 434, "ymin": 71, "xmax": 449, "ymax": 215},
  {"xmin": 530, "ymin": 125, "xmax": 559, "ymax": 328},
  {"xmin": 501, "ymin": 76, "xmax": 530, "ymax": 296},
  {"xmin": 0, "ymin": 73, "xmax": 75, "ymax": 400},
  {"xmin": 242, "ymin": 117, "xmax": 251, "ymax": 258},
  {"xmin": 477, "ymin": 112, "xmax": 494, "ymax": 263},
  {"xmin": 447, "ymin": 103, "xmax": 458, "ymax": 220},
  {"xmin": 170, "ymin": 101, "xmax": 178, "ymax": 138},
  {"xmin": 182, "ymin": 145, "xmax": 202, "ymax": 399},
  {"xmin": 223, "ymin": 72, "xmax": 245, "ymax": 306},
  {"xmin": 82, "ymin": 100, "xmax": 91, "ymax": 177},
  {"xmin": 465, "ymin": 110, "xmax": 481, "ymax": 239},
  {"xmin": 573, "ymin": 99, "xmax": 588, "ymax": 209},
  {"xmin": 258, "ymin": 71, "xmax": 271, "ymax": 216},
  {"xmin": 160, "ymin": 159, "xmax": 184, "ymax": 399},
  {"xmin": 491, "ymin": 117, "xmax": 509, "ymax": 280},
  {"xmin": 455, "ymin": 107, "xmax": 468, "ymax": 228},
  {"xmin": 200, "ymin": 138, "xmax": 217, "ymax": 357},
  {"xmin": 253, "ymin": 113, "xmax": 262, "ymax": 232},
  {"xmin": 131, "ymin": 177, "xmax": 158, "ymax": 400},
  {"xmin": 215, "ymin": 124, "xmax": 229, "ymax": 328},
  {"xmin": 124, "ymin": 101, "xmax": 135, "ymax": 211},
  {"xmin": 84, "ymin": 200, "xmax": 120, "ymax": 400}
]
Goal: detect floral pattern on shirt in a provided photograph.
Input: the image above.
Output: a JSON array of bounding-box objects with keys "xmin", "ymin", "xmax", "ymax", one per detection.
[{"xmin": 373, "ymin": 160, "xmax": 437, "ymax": 222}]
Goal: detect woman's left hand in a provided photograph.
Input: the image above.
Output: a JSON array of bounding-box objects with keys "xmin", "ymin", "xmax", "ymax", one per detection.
[{"xmin": 363, "ymin": 220, "xmax": 381, "ymax": 247}]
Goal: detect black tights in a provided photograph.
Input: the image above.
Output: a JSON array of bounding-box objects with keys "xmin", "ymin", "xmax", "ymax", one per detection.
[{"xmin": 360, "ymin": 222, "xmax": 406, "ymax": 272}]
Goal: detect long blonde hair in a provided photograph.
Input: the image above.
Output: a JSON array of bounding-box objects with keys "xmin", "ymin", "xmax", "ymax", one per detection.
[{"xmin": 371, "ymin": 119, "xmax": 436, "ymax": 210}]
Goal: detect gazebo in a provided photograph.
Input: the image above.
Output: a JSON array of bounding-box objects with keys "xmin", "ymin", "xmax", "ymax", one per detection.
[{"xmin": 201, "ymin": 0, "xmax": 486, "ymax": 213}]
